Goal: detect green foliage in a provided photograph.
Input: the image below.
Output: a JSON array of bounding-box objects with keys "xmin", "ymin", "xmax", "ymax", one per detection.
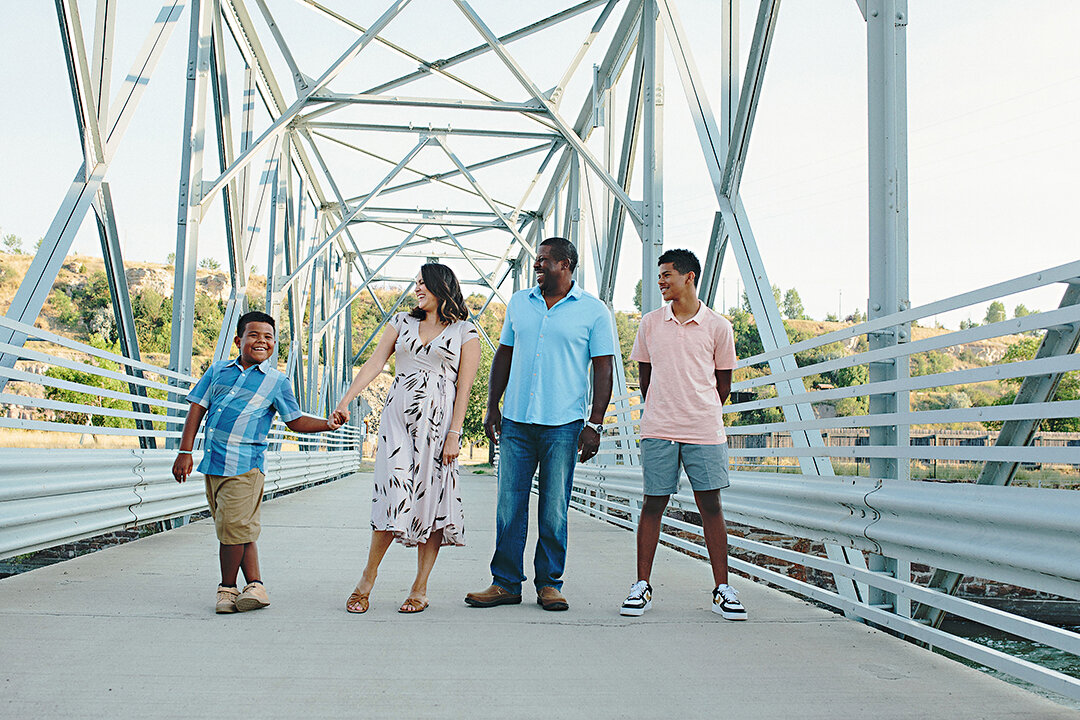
[
  {"xmin": 462, "ymin": 342, "xmax": 493, "ymax": 445},
  {"xmin": 982, "ymin": 335, "xmax": 1080, "ymax": 431},
  {"xmin": 131, "ymin": 289, "xmax": 171, "ymax": 353},
  {"xmin": 166, "ymin": 252, "xmax": 175, "ymax": 266},
  {"xmin": 726, "ymin": 307, "xmax": 763, "ymax": 361},
  {"xmin": 2, "ymin": 233, "xmax": 24, "ymax": 254},
  {"xmin": 633, "ymin": 280, "xmax": 642, "ymax": 313},
  {"xmin": 984, "ymin": 300, "xmax": 1006, "ymax": 325},
  {"xmin": 43, "ymin": 338, "xmax": 167, "ymax": 429},
  {"xmin": 827, "ymin": 363, "xmax": 868, "ymax": 389},
  {"xmin": 192, "ymin": 294, "xmax": 226, "ymax": 355},
  {"xmin": 824, "ymin": 312, "xmax": 839, "ymax": 322},
  {"xmin": 614, "ymin": 311, "xmax": 640, "ymax": 385},
  {"xmin": 959, "ymin": 318, "xmax": 977, "ymax": 330},
  {"xmin": 740, "ymin": 285, "xmax": 782, "ymax": 313},
  {"xmin": 199, "ymin": 257, "xmax": 221, "ymax": 270},
  {"xmin": 782, "ymin": 288, "xmax": 808, "ymax": 320},
  {"xmin": 835, "ymin": 396, "xmax": 868, "ymax": 416},
  {"xmin": 845, "ymin": 308, "xmax": 866, "ymax": 324},
  {"xmin": 910, "ymin": 350, "xmax": 953, "ymax": 377},
  {"xmin": 1013, "ymin": 304, "xmax": 1034, "ymax": 318},
  {"xmin": 50, "ymin": 290, "xmax": 79, "ymax": 327}
]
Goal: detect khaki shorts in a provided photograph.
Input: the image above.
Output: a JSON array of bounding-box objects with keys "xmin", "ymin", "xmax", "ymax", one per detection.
[{"xmin": 204, "ymin": 468, "xmax": 265, "ymax": 545}]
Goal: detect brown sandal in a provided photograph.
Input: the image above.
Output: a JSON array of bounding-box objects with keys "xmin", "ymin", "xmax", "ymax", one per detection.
[
  {"xmin": 398, "ymin": 597, "xmax": 429, "ymax": 614},
  {"xmin": 346, "ymin": 586, "xmax": 370, "ymax": 614}
]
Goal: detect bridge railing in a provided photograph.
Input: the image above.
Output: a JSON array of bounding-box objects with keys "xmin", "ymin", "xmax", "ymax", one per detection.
[
  {"xmin": 580, "ymin": 260, "xmax": 1080, "ymax": 701},
  {"xmin": 0, "ymin": 315, "xmax": 362, "ymax": 560}
]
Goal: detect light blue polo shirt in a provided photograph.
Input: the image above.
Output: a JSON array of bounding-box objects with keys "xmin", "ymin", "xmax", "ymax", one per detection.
[{"xmin": 499, "ymin": 283, "xmax": 616, "ymax": 426}]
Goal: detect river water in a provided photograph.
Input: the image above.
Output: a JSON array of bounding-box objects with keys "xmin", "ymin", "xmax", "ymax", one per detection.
[{"xmin": 940, "ymin": 621, "xmax": 1080, "ymax": 711}]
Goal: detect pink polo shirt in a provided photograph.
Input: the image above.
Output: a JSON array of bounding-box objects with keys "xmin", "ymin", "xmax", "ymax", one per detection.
[{"xmin": 629, "ymin": 302, "xmax": 737, "ymax": 444}]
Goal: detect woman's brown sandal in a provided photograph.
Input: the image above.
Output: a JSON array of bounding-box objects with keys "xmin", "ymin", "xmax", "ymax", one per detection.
[
  {"xmin": 346, "ymin": 586, "xmax": 370, "ymax": 614},
  {"xmin": 398, "ymin": 597, "xmax": 429, "ymax": 614}
]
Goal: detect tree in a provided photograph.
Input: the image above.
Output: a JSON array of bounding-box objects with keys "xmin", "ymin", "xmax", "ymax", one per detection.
[
  {"xmin": 614, "ymin": 310, "xmax": 640, "ymax": 385},
  {"xmin": 199, "ymin": 257, "xmax": 221, "ymax": 270},
  {"xmin": 740, "ymin": 285, "xmax": 782, "ymax": 313},
  {"xmin": 983, "ymin": 336, "xmax": 1080, "ymax": 432},
  {"xmin": 782, "ymin": 288, "xmax": 807, "ymax": 320},
  {"xmin": 727, "ymin": 307, "xmax": 763, "ymax": 360},
  {"xmin": 461, "ymin": 343, "xmax": 493, "ymax": 445},
  {"xmin": 1013, "ymin": 304, "xmax": 1034, "ymax": 318},
  {"xmin": 984, "ymin": 300, "xmax": 1006, "ymax": 325},
  {"xmin": 845, "ymin": 308, "xmax": 866, "ymax": 324},
  {"xmin": 633, "ymin": 280, "xmax": 642, "ymax": 313},
  {"xmin": 825, "ymin": 312, "xmax": 839, "ymax": 322},
  {"xmin": 959, "ymin": 318, "xmax": 977, "ymax": 330},
  {"xmin": 2, "ymin": 234, "xmax": 23, "ymax": 254},
  {"xmin": 166, "ymin": 252, "xmax": 175, "ymax": 266}
]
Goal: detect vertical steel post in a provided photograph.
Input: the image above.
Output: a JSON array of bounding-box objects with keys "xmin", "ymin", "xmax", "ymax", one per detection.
[
  {"xmin": 865, "ymin": 0, "xmax": 910, "ymax": 617},
  {"xmin": 698, "ymin": 0, "xmax": 737, "ymax": 307},
  {"xmin": 93, "ymin": 183, "xmax": 156, "ymax": 448},
  {"xmin": 169, "ymin": 0, "xmax": 214, "ymax": 438},
  {"xmin": 866, "ymin": 0, "xmax": 910, "ymax": 483},
  {"xmin": 567, "ymin": 154, "xmax": 583, "ymax": 284},
  {"xmin": 640, "ymin": 0, "xmax": 663, "ymax": 313}
]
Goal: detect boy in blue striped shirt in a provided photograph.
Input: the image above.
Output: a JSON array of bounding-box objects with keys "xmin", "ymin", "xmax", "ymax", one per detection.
[{"xmin": 172, "ymin": 311, "xmax": 342, "ymax": 614}]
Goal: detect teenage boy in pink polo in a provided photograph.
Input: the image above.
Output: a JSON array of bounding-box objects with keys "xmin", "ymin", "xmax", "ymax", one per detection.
[{"xmin": 620, "ymin": 249, "xmax": 746, "ymax": 620}]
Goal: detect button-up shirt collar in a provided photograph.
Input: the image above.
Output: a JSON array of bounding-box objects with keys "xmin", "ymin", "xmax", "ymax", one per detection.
[
  {"xmin": 528, "ymin": 280, "xmax": 583, "ymax": 308},
  {"xmin": 224, "ymin": 356, "xmax": 273, "ymax": 374},
  {"xmin": 662, "ymin": 300, "xmax": 707, "ymax": 326}
]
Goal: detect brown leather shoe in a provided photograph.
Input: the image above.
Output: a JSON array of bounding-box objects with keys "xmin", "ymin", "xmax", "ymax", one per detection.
[
  {"xmin": 464, "ymin": 584, "xmax": 522, "ymax": 608},
  {"xmin": 537, "ymin": 586, "xmax": 569, "ymax": 611}
]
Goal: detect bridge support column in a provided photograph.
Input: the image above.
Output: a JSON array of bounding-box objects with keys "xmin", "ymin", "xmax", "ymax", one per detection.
[{"xmin": 865, "ymin": 0, "xmax": 910, "ymax": 616}]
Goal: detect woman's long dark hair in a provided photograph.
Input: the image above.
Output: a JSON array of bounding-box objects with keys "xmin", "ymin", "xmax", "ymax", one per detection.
[{"xmin": 409, "ymin": 263, "xmax": 469, "ymax": 325}]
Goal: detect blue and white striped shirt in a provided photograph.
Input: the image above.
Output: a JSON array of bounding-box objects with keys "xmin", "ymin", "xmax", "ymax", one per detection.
[{"xmin": 187, "ymin": 357, "xmax": 303, "ymax": 476}]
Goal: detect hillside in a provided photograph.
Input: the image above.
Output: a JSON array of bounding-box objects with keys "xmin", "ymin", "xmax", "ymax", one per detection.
[{"xmin": 0, "ymin": 252, "xmax": 1071, "ymax": 437}]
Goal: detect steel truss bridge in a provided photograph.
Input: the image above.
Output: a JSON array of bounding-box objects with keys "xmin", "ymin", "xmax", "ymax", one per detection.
[{"xmin": 0, "ymin": 0, "xmax": 1078, "ymax": 706}]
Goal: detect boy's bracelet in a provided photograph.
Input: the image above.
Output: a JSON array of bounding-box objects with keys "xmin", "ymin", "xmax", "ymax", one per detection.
[{"xmin": 177, "ymin": 450, "xmax": 193, "ymax": 455}]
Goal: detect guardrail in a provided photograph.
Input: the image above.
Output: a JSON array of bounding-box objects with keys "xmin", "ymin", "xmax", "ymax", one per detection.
[
  {"xmin": 0, "ymin": 314, "xmax": 364, "ymax": 560},
  {"xmin": 580, "ymin": 261, "xmax": 1080, "ymax": 701}
]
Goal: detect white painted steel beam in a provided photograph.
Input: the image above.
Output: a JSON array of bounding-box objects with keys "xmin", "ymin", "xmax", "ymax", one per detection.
[{"xmin": 0, "ymin": 1, "xmax": 186, "ymax": 390}]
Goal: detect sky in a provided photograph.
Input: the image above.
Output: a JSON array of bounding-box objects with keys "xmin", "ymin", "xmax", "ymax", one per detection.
[{"xmin": 0, "ymin": 0, "xmax": 1077, "ymax": 328}]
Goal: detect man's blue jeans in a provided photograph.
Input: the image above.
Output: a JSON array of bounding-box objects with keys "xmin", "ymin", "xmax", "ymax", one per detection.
[{"xmin": 490, "ymin": 417, "xmax": 583, "ymax": 594}]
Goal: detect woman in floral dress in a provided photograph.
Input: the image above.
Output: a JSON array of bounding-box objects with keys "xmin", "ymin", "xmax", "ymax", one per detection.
[{"xmin": 332, "ymin": 264, "xmax": 480, "ymax": 613}]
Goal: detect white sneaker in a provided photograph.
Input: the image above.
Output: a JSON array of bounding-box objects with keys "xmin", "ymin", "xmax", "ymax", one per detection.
[
  {"xmin": 712, "ymin": 583, "xmax": 747, "ymax": 620},
  {"xmin": 620, "ymin": 580, "xmax": 652, "ymax": 616}
]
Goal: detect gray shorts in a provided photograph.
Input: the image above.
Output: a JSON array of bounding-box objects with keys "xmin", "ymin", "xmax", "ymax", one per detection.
[{"xmin": 640, "ymin": 439, "xmax": 730, "ymax": 496}]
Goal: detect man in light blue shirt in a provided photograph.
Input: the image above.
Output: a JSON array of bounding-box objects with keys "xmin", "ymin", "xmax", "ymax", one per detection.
[{"xmin": 466, "ymin": 237, "xmax": 615, "ymax": 611}]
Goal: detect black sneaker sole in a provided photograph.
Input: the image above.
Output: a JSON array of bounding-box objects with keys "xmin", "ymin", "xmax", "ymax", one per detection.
[{"xmin": 464, "ymin": 594, "xmax": 522, "ymax": 608}]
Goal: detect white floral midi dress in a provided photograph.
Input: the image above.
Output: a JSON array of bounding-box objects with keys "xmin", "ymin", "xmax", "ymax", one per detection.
[{"xmin": 371, "ymin": 313, "xmax": 477, "ymax": 546}]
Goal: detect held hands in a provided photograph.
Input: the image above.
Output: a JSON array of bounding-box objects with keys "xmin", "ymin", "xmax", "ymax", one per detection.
[
  {"xmin": 441, "ymin": 432, "xmax": 461, "ymax": 465},
  {"xmin": 329, "ymin": 407, "xmax": 350, "ymax": 429},
  {"xmin": 172, "ymin": 454, "xmax": 192, "ymax": 484},
  {"xmin": 578, "ymin": 425, "xmax": 601, "ymax": 463}
]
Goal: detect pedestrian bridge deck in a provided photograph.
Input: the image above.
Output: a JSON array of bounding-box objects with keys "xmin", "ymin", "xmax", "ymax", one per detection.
[{"xmin": 0, "ymin": 472, "xmax": 1073, "ymax": 719}]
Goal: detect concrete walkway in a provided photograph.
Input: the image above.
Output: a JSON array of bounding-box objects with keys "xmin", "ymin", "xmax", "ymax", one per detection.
[{"xmin": 1, "ymin": 472, "xmax": 1075, "ymax": 719}]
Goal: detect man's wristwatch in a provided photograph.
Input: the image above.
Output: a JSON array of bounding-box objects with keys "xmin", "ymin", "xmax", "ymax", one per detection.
[{"xmin": 584, "ymin": 421, "xmax": 603, "ymax": 435}]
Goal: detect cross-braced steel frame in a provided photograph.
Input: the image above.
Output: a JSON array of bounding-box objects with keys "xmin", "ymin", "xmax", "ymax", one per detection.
[{"xmin": 5, "ymin": 0, "xmax": 1079, "ymax": 631}]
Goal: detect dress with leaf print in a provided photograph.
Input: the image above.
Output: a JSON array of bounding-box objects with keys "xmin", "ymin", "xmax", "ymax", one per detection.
[{"xmin": 371, "ymin": 313, "xmax": 478, "ymax": 546}]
